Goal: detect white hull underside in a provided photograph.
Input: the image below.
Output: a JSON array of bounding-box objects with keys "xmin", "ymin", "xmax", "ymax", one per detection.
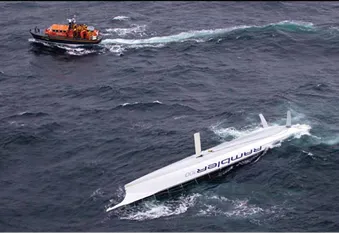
[{"xmin": 107, "ymin": 112, "xmax": 308, "ymax": 211}]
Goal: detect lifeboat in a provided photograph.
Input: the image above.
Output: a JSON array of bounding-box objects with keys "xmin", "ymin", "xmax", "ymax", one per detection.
[{"xmin": 29, "ymin": 19, "xmax": 102, "ymax": 45}]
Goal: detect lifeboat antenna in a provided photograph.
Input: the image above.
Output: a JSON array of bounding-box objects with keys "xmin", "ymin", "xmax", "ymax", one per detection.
[{"xmin": 72, "ymin": 15, "xmax": 76, "ymax": 23}]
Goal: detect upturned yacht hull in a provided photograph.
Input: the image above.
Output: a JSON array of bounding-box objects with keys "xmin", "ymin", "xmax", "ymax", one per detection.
[{"xmin": 107, "ymin": 111, "xmax": 308, "ymax": 212}]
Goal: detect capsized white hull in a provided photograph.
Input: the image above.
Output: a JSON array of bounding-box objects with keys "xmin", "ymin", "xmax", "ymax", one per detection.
[{"xmin": 107, "ymin": 111, "xmax": 310, "ymax": 212}]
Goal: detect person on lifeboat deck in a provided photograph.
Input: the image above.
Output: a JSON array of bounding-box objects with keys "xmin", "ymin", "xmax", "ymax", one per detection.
[{"xmin": 68, "ymin": 19, "xmax": 72, "ymax": 30}]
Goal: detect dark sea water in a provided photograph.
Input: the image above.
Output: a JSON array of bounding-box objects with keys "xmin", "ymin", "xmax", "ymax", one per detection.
[{"xmin": 1, "ymin": 1, "xmax": 339, "ymax": 231}]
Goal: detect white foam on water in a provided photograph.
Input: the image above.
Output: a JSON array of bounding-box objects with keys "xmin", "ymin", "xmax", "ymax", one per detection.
[
  {"xmin": 90, "ymin": 188, "xmax": 104, "ymax": 201},
  {"xmin": 290, "ymin": 124, "xmax": 312, "ymax": 139},
  {"xmin": 101, "ymin": 25, "xmax": 249, "ymax": 46},
  {"xmin": 275, "ymin": 20, "xmax": 314, "ymax": 28},
  {"xmin": 198, "ymin": 195, "xmax": 264, "ymax": 217},
  {"xmin": 173, "ymin": 115, "xmax": 187, "ymax": 120},
  {"xmin": 101, "ymin": 42, "xmax": 165, "ymax": 55},
  {"xmin": 197, "ymin": 195, "xmax": 284, "ymax": 222},
  {"xmin": 106, "ymin": 44, "xmax": 124, "ymax": 55},
  {"xmin": 101, "ymin": 20, "xmax": 314, "ymax": 48},
  {"xmin": 118, "ymin": 101, "xmax": 163, "ymax": 107},
  {"xmin": 106, "ymin": 24, "xmax": 147, "ymax": 37},
  {"xmin": 311, "ymin": 134, "xmax": 339, "ymax": 146},
  {"xmin": 210, "ymin": 125, "xmax": 260, "ymax": 140},
  {"xmin": 9, "ymin": 121, "xmax": 25, "ymax": 127},
  {"xmin": 112, "ymin": 191, "xmax": 285, "ymax": 222},
  {"xmin": 64, "ymin": 47, "xmax": 98, "ymax": 56},
  {"xmin": 113, "ymin": 15, "xmax": 130, "ymax": 21},
  {"xmin": 119, "ymin": 193, "xmax": 201, "ymax": 221},
  {"xmin": 302, "ymin": 150, "xmax": 316, "ymax": 160},
  {"xmin": 29, "ymin": 38, "xmax": 99, "ymax": 56},
  {"xmin": 120, "ymin": 102, "xmax": 139, "ymax": 107},
  {"xmin": 29, "ymin": 38, "xmax": 53, "ymax": 48},
  {"xmin": 210, "ymin": 114, "xmax": 312, "ymax": 143},
  {"xmin": 106, "ymin": 186, "xmax": 125, "ymax": 208},
  {"xmin": 100, "ymin": 32, "xmax": 113, "ymax": 36},
  {"xmin": 323, "ymin": 136, "xmax": 339, "ymax": 145}
]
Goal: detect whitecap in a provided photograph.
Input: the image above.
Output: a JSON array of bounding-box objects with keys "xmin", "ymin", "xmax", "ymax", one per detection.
[
  {"xmin": 90, "ymin": 188, "xmax": 104, "ymax": 200},
  {"xmin": 113, "ymin": 15, "xmax": 129, "ymax": 21},
  {"xmin": 173, "ymin": 115, "xmax": 187, "ymax": 120}
]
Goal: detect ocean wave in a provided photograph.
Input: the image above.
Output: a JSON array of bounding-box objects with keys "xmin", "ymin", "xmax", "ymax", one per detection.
[
  {"xmin": 37, "ymin": 122, "xmax": 62, "ymax": 132},
  {"xmin": 112, "ymin": 101, "xmax": 197, "ymax": 114},
  {"xmin": 65, "ymin": 85, "xmax": 118, "ymax": 99},
  {"xmin": 296, "ymin": 82, "xmax": 333, "ymax": 93},
  {"xmin": 117, "ymin": 100, "xmax": 162, "ymax": 108},
  {"xmin": 18, "ymin": 111, "xmax": 49, "ymax": 117},
  {"xmin": 8, "ymin": 121, "xmax": 26, "ymax": 127},
  {"xmin": 2, "ymin": 133, "xmax": 43, "ymax": 148},
  {"xmin": 2, "ymin": 111, "xmax": 49, "ymax": 121},
  {"xmin": 173, "ymin": 115, "xmax": 188, "ymax": 120}
]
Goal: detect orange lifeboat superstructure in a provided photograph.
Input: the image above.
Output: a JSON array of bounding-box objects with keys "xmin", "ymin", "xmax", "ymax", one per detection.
[{"xmin": 30, "ymin": 20, "xmax": 102, "ymax": 45}]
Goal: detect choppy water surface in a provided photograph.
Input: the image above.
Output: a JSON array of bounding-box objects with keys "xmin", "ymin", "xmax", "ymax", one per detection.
[{"xmin": 1, "ymin": 1, "xmax": 339, "ymax": 231}]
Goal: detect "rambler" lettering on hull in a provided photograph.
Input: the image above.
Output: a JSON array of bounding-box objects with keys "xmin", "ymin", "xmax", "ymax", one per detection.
[{"xmin": 197, "ymin": 146, "xmax": 263, "ymax": 174}]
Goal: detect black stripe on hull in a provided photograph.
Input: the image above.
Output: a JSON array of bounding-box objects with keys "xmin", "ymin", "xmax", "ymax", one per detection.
[{"xmin": 29, "ymin": 31, "xmax": 102, "ymax": 45}]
